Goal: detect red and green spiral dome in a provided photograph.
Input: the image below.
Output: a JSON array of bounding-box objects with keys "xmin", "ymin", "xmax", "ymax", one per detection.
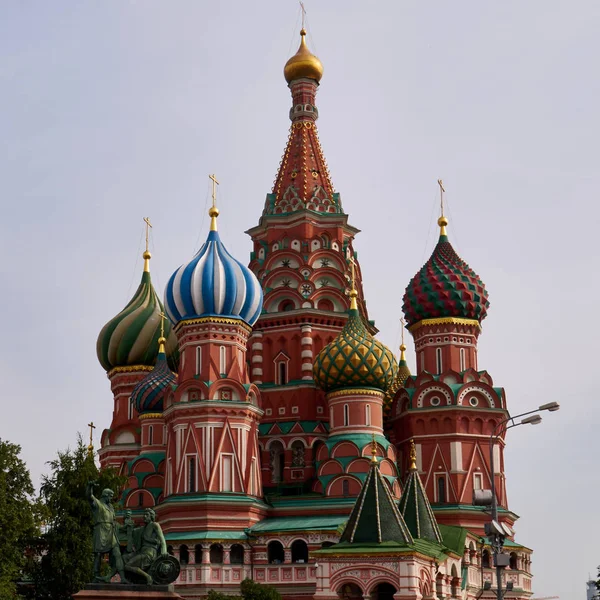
[{"xmin": 402, "ymin": 217, "xmax": 490, "ymax": 327}]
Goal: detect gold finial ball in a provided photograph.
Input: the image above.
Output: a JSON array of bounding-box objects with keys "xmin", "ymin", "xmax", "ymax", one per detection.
[
  {"xmin": 400, "ymin": 344, "xmax": 407, "ymax": 352},
  {"xmin": 158, "ymin": 336, "xmax": 167, "ymax": 346},
  {"xmin": 438, "ymin": 216, "xmax": 449, "ymax": 228},
  {"xmin": 284, "ymin": 29, "xmax": 324, "ymax": 84},
  {"xmin": 349, "ymin": 289, "xmax": 358, "ymax": 298},
  {"xmin": 143, "ymin": 250, "xmax": 152, "ymax": 260},
  {"xmin": 209, "ymin": 206, "xmax": 220, "ymax": 218}
]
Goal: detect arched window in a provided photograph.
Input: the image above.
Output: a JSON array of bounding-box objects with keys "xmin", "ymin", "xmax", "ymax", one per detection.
[
  {"xmin": 482, "ymin": 549, "xmax": 491, "ymax": 568},
  {"xmin": 291, "ymin": 441, "xmax": 305, "ymax": 467},
  {"xmin": 179, "ymin": 545, "xmax": 189, "ymax": 565},
  {"xmin": 278, "ymin": 361, "xmax": 288, "ymax": 385},
  {"xmin": 436, "ymin": 348, "xmax": 443, "ymax": 374},
  {"xmin": 196, "ymin": 346, "xmax": 202, "ymax": 375},
  {"xmin": 343, "ymin": 404, "xmax": 349, "ymax": 426},
  {"xmin": 509, "ymin": 552, "xmax": 518, "ymax": 570},
  {"xmin": 219, "ymin": 346, "xmax": 226, "ymax": 374},
  {"xmin": 365, "ymin": 404, "xmax": 371, "ymax": 426},
  {"xmin": 436, "ymin": 574, "xmax": 444, "ymax": 599},
  {"xmin": 450, "ymin": 564, "xmax": 458, "ymax": 597},
  {"xmin": 230, "ymin": 544, "xmax": 244, "ymax": 564},
  {"xmin": 167, "ymin": 545, "xmax": 174, "ymax": 556},
  {"xmin": 342, "ymin": 479, "xmax": 350, "ymax": 497},
  {"xmin": 291, "ymin": 539, "xmax": 309, "ymax": 563},
  {"xmin": 210, "ymin": 543, "xmax": 223, "ymax": 564},
  {"xmin": 437, "ymin": 476, "xmax": 446, "ymax": 503},
  {"xmin": 459, "ymin": 347, "xmax": 466, "ymax": 372},
  {"xmin": 138, "ymin": 492, "xmax": 143, "ymax": 507},
  {"xmin": 194, "ymin": 544, "xmax": 203, "ymax": 564},
  {"xmin": 148, "ymin": 425, "xmax": 153, "ymax": 446},
  {"xmin": 267, "ymin": 540, "xmax": 285, "ymax": 564},
  {"xmin": 280, "ymin": 300, "xmax": 294, "ymax": 312},
  {"xmin": 420, "ymin": 352, "xmax": 425, "ymax": 372},
  {"xmin": 128, "ymin": 398, "xmax": 134, "ymax": 420}
]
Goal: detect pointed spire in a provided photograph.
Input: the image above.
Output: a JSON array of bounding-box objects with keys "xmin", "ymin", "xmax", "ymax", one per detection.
[
  {"xmin": 340, "ymin": 451, "xmax": 414, "ymax": 545},
  {"xmin": 398, "ymin": 440, "xmax": 443, "ymax": 543}
]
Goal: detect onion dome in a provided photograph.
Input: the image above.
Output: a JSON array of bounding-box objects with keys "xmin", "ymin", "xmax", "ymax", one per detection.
[
  {"xmin": 164, "ymin": 206, "xmax": 263, "ymax": 327},
  {"xmin": 284, "ymin": 29, "xmax": 323, "ymax": 83},
  {"xmin": 131, "ymin": 337, "xmax": 176, "ymax": 415},
  {"xmin": 313, "ymin": 288, "xmax": 397, "ymax": 393},
  {"xmin": 399, "ymin": 440, "xmax": 443, "ymax": 543},
  {"xmin": 97, "ymin": 250, "xmax": 177, "ymax": 372},
  {"xmin": 402, "ymin": 216, "xmax": 489, "ymax": 327}
]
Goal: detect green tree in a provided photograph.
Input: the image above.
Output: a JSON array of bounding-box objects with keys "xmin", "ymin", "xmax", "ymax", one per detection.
[
  {"xmin": 241, "ymin": 579, "xmax": 282, "ymax": 600},
  {"xmin": 0, "ymin": 439, "xmax": 42, "ymax": 599},
  {"xmin": 30, "ymin": 435, "xmax": 125, "ymax": 600}
]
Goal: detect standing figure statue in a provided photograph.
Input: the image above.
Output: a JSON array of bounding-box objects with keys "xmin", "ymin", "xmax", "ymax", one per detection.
[
  {"xmin": 86, "ymin": 482, "xmax": 128, "ymax": 583},
  {"xmin": 123, "ymin": 508, "xmax": 170, "ymax": 585}
]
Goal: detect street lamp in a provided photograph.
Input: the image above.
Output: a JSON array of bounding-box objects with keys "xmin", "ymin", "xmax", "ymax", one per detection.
[{"xmin": 475, "ymin": 402, "xmax": 559, "ymax": 599}]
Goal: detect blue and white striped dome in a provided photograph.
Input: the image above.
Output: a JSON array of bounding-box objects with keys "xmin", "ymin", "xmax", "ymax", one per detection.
[{"xmin": 164, "ymin": 229, "xmax": 263, "ymax": 327}]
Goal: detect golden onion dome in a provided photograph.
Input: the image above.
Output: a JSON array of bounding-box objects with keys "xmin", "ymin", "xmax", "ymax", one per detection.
[{"xmin": 284, "ymin": 29, "xmax": 323, "ymax": 84}]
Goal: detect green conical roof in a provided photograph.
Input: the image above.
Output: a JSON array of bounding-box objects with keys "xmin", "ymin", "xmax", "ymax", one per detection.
[
  {"xmin": 398, "ymin": 443, "xmax": 443, "ymax": 543},
  {"xmin": 340, "ymin": 455, "xmax": 413, "ymax": 545}
]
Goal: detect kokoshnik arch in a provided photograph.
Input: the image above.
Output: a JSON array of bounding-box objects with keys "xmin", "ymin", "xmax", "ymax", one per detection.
[{"xmin": 95, "ymin": 24, "xmax": 533, "ymax": 600}]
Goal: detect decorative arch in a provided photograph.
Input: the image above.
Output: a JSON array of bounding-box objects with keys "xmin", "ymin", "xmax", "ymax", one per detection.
[
  {"xmin": 416, "ymin": 385, "xmax": 453, "ymax": 408},
  {"xmin": 457, "ymin": 384, "xmax": 497, "ymax": 408}
]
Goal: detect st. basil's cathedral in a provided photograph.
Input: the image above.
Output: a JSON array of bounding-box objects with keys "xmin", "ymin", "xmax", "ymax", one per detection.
[{"xmin": 96, "ymin": 26, "xmax": 533, "ymax": 600}]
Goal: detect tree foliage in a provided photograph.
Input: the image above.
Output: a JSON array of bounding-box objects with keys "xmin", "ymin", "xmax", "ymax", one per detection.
[
  {"xmin": 29, "ymin": 435, "xmax": 125, "ymax": 600},
  {"xmin": 206, "ymin": 580, "xmax": 282, "ymax": 600},
  {"xmin": 0, "ymin": 439, "xmax": 42, "ymax": 599}
]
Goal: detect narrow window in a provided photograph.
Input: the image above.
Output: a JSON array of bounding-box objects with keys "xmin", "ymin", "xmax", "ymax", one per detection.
[
  {"xmin": 250, "ymin": 459, "xmax": 257, "ymax": 496},
  {"xmin": 128, "ymin": 398, "xmax": 133, "ymax": 420},
  {"xmin": 474, "ymin": 473, "xmax": 483, "ymax": 490},
  {"xmin": 365, "ymin": 404, "xmax": 371, "ymax": 426},
  {"xmin": 188, "ymin": 457, "xmax": 196, "ymax": 493},
  {"xmin": 219, "ymin": 346, "xmax": 226, "ymax": 374},
  {"xmin": 436, "ymin": 348, "xmax": 443, "ymax": 374},
  {"xmin": 222, "ymin": 456, "xmax": 232, "ymax": 492},
  {"xmin": 148, "ymin": 425, "xmax": 153, "ymax": 445},
  {"xmin": 460, "ymin": 348, "xmax": 466, "ymax": 372},
  {"xmin": 278, "ymin": 362, "xmax": 288, "ymax": 385},
  {"xmin": 420, "ymin": 352, "xmax": 425, "ymax": 372},
  {"xmin": 343, "ymin": 404, "xmax": 349, "ymax": 426},
  {"xmin": 342, "ymin": 479, "xmax": 349, "ymax": 497},
  {"xmin": 437, "ymin": 476, "xmax": 446, "ymax": 503},
  {"xmin": 196, "ymin": 346, "xmax": 202, "ymax": 375},
  {"xmin": 138, "ymin": 492, "xmax": 143, "ymax": 507}
]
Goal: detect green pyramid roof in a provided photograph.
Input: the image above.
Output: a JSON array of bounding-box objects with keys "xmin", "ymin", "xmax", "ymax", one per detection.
[
  {"xmin": 399, "ymin": 446, "xmax": 443, "ymax": 543},
  {"xmin": 340, "ymin": 457, "xmax": 413, "ymax": 545}
]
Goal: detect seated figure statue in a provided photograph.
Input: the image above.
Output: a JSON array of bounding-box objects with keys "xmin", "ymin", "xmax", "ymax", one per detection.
[{"xmin": 122, "ymin": 508, "xmax": 169, "ymax": 585}]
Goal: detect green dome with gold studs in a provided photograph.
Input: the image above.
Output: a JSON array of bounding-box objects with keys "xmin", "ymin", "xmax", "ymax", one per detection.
[{"xmin": 313, "ymin": 291, "xmax": 397, "ymax": 393}]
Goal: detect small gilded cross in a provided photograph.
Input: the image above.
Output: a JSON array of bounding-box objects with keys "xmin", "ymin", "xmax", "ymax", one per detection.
[
  {"xmin": 300, "ymin": 1, "xmax": 306, "ymax": 29},
  {"xmin": 87, "ymin": 422, "xmax": 96, "ymax": 456},
  {"xmin": 348, "ymin": 256, "xmax": 357, "ymax": 290},
  {"xmin": 158, "ymin": 311, "xmax": 168, "ymax": 339},
  {"xmin": 437, "ymin": 179, "xmax": 445, "ymax": 217},
  {"xmin": 143, "ymin": 217, "xmax": 152, "ymax": 253},
  {"xmin": 209, "ymin": 173, "xmax": 219, "ymax": 209},
  {"xmin": 400, "ymin": 317, "xmax": 406, "ymax": 346}
]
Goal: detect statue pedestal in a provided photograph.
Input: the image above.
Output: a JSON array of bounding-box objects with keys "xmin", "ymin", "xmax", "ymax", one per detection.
[{"xmin": 73, "ymin": 583, "xmax": 184, "ymax": 599}]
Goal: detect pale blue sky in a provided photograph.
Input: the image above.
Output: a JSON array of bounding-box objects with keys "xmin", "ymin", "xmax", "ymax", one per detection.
[{"xmin": 1, "ymin": 2, "xmax": 598, "ymax": 598}]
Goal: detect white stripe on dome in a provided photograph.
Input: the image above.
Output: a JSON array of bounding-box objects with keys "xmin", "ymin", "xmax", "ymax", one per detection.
[
  {"xmin": 191, "ymin": 247, "xmax": 210, "ymax": 316},
  {"xmin": 213, "ymin": 243, "xmax": 227, "ymax": 314},
  {"xmin": 171, "ymin": 264, "xmax": 188, "ymax": 320},
  {"xmin": 230, "ymin": 259, "xmax": 247, "ymax": 316},
  {"xmin": 246, "ymin": 272, "xmax": 262, "ymax": 324}
]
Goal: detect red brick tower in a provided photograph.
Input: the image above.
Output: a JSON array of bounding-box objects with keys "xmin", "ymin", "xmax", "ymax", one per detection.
[
  {"xmin": 390, "ymin": 204, "xmax": 514, "ymax": 535},
  {"xmin": 246, "ymin": 29, "xmax": 372, "ymax": 492}
]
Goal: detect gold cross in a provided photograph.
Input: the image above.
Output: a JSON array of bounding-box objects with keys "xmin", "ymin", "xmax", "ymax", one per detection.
[
  {"xmin": 437, "ymin": 179, "xmax": 445, "ymax": 217},
  {"xmin": 158, "ymin": 311, "xmax": 168, "ymax": 339},
  {"xmin": 87, "ymin": 422, "xmax": 96, "ymax": 455},
  {"xmin": 143, "ymin": 217, "xmax": 152, "ymax": 253},
  {"xmin": 348, "ymin": 255, "xmax": 356, "ymax": 291},
  {"xmin": 300, "ymin": 1, "xmax": 306, "ymax": 29},
  {"xmin": 209, "ymin": 174, "xmax": 219, "ymax": 209},
  {"xmin": 400, "ymin": 317, "xmax": 406, "ymax": 346}
]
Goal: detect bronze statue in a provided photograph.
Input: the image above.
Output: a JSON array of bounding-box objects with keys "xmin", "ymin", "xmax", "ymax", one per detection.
[{"xmin": 86, "ymin": 482, "xmax": 128, "ymax": 583}]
